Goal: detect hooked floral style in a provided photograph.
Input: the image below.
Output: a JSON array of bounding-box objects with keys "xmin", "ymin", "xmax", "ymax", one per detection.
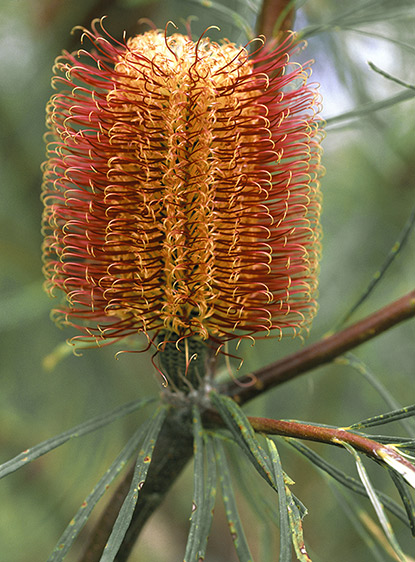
[{"xmin": 42, "ymin": 19, "xmax": 323, "ymax": 352}]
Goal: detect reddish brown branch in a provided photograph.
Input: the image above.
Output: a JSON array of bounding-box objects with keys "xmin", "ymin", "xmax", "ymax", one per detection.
[
  {"xmin": 249, "ymin": 416, "xmax": 385, "ymax": 456},
  {"xmin": 223, "ymin": 290, "xmax": 415, "ymax": 405},
  {"xmin": 198, "ymin": 410, "xmax": 415, "ymax": 484},
  {"xmin": 248, "ymin": 416, "xmax": 415, "ymax": 484}
]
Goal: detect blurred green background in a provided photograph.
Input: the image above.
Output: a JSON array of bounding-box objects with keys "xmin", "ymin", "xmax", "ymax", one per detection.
[{"xmin": 1, "ymin": 1, "xmax": 415, "ymax": 560}]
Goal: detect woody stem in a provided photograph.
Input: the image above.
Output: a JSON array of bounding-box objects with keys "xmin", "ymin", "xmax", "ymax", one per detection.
[{"xmin": 222, "ymin": 289, "xmax": 415, "ymax": 405}]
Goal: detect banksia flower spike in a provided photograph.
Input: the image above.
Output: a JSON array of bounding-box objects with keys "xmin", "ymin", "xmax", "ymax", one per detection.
[{"xmin": 42, "ymin": 19, "xmax": 323, "ymax": 383}]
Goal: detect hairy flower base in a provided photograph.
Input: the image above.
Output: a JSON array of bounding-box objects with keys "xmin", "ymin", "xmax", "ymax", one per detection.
[
  {"xmin": 155, "ymin": 333, "xmax": 212, "ymax": 389},
  {"xmin": 42, "ymin": 20, "xmax": 323, "ymax": 351}
]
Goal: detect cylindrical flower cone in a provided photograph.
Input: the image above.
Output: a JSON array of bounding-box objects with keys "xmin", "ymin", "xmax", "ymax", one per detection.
[{"xmin": 42, "ymin": 20, "xmax": 323, "ymax": 387}]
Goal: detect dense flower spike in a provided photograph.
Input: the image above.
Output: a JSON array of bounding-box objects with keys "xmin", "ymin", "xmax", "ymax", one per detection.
[{"xmin": 42, "ymin": 20, "xmax": 323, "ymax": 350}]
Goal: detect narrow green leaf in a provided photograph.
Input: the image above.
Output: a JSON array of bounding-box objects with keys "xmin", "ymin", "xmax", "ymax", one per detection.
[
  {"xmin": 344, "ymin": 27, "xmax": 415, "ymax": 55},
  {"xmin": 336, "ymin": 354, "xmax": 415, "ymax": 439},
  {"xmin": 210, "ymin": 392, "xmax": 274, "ymax": 488},
  {"xmin": 284, "ymin": 485, "xmax": 311, "ymax": 562},
  {"xmin": 336, "ymin": 202, "xmax": 415, "ymax": 329},
  {"xmin": 99, "ymin": 405, "xmax": 167, "ymax": 562},
  {"xmin": 349, "ymin": 404, "xmax": 415, "ymax": 430},
  {"xmin": 361, "ymin": 435, "xmax": 415, "ymax": 446},
  {"xmin": 325, "ymin": 89, "xmax": 415, "ymax": 128},
  {"xmin": 337, "ymin": 355, "xmax": 409, "ymax": 420},
  {"xmin": 0, "ymin": 398, "xmax": 154, "ymax": 479},
  {"xmin": 185, "ymin": 0, "xmax": 254, "ymax": 39},
  {"xmin": 300, "ymin": 0, "xmax": 415, "ymax": 39},
  {"xmin": 369, "ymin": 62, "xmax": 415, "ymax": 91},
  {"xmin": 219, "ymin": 432, "xmax": 280, "ymax": 562},
  {"xmin": 287, "ymin": 440, "xmax": 410, "ymax": 529},
  {"xmin": 265, "ymin": 439, "xmax": 292, "ymax": 562},
  {"xmin": 388, "ymin": 470, "xmax": 415, "ymax": 536},
  {"xmin": 48, "ymin": 423, "xmax": 148, "ymax": 561},
  {"xmin": 227, "ymin": 434, "xmax": 279, "ymax": 527},
  {"xmin": 199, "ymin": 435, "xmax": 217, "ymax": 557},
  {"xmin": 214, "ymin": 438, "xmax": 254, "ymax": 562},
  {"xmin": 184, "ymin": 407, "xmax": 206, "ymax": 562},
  {"xmin": 338, "ymin": 441, "xmax": 407, "ymax": 562},
  {"xmin": 184, "ymin": 407, "xmax": 217, "ymax": 562},
  {"xmin": 266, "ymin": 441, "xmax": 311, "ymax": 562},
  {"xmin": 211, "ymin": 393, "xmax": 307, "ymax": 519},
  {"xmin": 329, "ymin": 484, "xmax": 390, "ymax": 562}
]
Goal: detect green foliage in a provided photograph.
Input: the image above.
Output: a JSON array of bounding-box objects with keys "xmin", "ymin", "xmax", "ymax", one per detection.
[
  {"xmin": 99, "ymin": 406, "xmax": 167, "ymax": 560},
  {"xmin": 47, "ymin": 423, "xmax": 149, "ymax": 561},
  {"xmin": 350, "ymin": 405, "xmax": 415, "ymax": 431},
  {"xmin": 211, "ymin": 393, "xmax": 311, "ymax": 560},
  {"xmin": 265, "ymin": 439, "xmax": 299, "ymax": 562},
  {"xmin": 0, "ymin": 398, "xmax": 154, "ymax": 479},
  {"xmin": 211, "ymin": 393, "xmax": 283, "ymax": 493},
  {"xmin": 214, "ymin": 439, "xmax": 254, "ymax": 561},
  {"xmin": 335, "ymin": 202, "xmax": 415, "ymax": 329},
  {"xmin": 185, "ymin": 0, "xmax": 255, "ymax": 39},
  {"xmin": 184, "ymin": 408, "xmax": 217, "ymax": 561},
  {"xmin": 287, "ymin": 439, "xmax": 414, "ymax": 531},
  {"xmin": 341, "ymin": 441, "xmax": 408, "ymax": 561}
]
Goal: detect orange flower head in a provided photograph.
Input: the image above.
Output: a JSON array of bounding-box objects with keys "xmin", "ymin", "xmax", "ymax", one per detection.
[{"xmin": 42, "ymin": 20, "xmax": 323, "ymax": 361}]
